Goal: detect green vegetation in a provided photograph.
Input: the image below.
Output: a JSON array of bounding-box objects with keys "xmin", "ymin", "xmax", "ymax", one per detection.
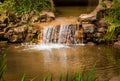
[
  {"xmin": 101, "ymin": 2, "xmax": 107, "ymax": 8},
  {"xmin": 0, "ymin": 0, "xmax": 51, "ymax": 15},
  {"xmin": 21, "ymin": 66, "xmax": 96, "ymax": 81},
  {"xmin": 0, "ymin": 54, "xmax": 6, "ymax": 81},
  {"xmin": 104, "ymin": 0, "xmax": 120, "ymax": 41},
  {"xmin": 0, "ymin": 54, "xmax": 97, "ymax": 81}
]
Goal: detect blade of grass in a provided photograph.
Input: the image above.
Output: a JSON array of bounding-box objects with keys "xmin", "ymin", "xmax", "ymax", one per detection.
[
  {"xmin": 66, "ymin": 72, "xmax": 68, "ymax": 81},
  {"xmin": 59, "ymin": 73, "xmax": 62, "ymax": 81},
  {"xmin": 21, "ymin": 74, "xmax": 26, "ymax": 81}
]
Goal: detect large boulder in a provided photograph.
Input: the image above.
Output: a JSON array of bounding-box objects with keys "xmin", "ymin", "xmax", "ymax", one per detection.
[{"xmin": 78, "ymin": 0, "xmax": 112, "ymax": 22}]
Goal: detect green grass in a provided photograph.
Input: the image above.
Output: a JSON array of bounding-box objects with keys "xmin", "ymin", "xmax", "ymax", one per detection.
[{"xmin": 0, "ymin": 54, "xmax": 7, "ymax": 81}]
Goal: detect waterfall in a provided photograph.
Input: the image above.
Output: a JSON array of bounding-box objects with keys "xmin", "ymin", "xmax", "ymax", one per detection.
[{"xmin": 42, "ymin": 24, "xmax": 84, "ymax": 45}]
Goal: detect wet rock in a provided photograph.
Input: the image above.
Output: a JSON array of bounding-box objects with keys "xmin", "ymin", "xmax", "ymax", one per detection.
[
  {"xmin": 86, "ymin": 42, "xmax": 96, "ymax": 46},
  {"xmin": 82, "ymin": 24, "xmax": 95, "ymax": 33},
  {"xmin": 114, "ymin": 41, "xmax": 120, "ymax": 48}
]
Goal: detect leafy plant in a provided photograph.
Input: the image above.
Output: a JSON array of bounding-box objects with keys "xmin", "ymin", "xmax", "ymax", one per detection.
[
  {"xmin": 104, "ymin": 0, "xmax": 120, "ymax": 41},
  {"xmin": 0, "ymin": 0, "xmax": 15, "ymax": 14}
]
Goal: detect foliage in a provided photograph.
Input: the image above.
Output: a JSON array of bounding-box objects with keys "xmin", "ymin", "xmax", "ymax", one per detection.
[
  {"xmin": 104, "ymin": 0, "xmax": 120, "ymax": 41},
  {"xmin": 20, "ymin": 67, "xmax": 96, "ymax": 81},
  {"xmin": 0, "ymin": 0, "xmax": 51, "ymax": 15},
  {"xmin": 101, "ymin": 2, "xmax": 107, "ymax": 8},
  {"xmin": 16, "ymin": 0, "xmax": 51, "ymax": 14},
  {"xmin": 0, "ymin": 54, "xmax": 6, "ymax": 81},
  {"xmin": 0, "ymin": 0, "xmax": 15, "ymax": 14}
]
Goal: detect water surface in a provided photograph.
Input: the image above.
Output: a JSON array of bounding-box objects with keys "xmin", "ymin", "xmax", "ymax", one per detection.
[
  {"xmin": 55, "ymin": 6, "xmax": 96, "ymax": 17},
  {"xmin": 4, "ymin": 44, "xmax": 120, "ymax": 81}
]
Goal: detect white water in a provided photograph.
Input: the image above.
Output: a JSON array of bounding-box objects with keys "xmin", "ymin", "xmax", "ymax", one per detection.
[
  {"xmin": 22, "ymin": 43, "xmax": 70, "ymax": 50},
  {"xmin": 21, "ymin": 43, "xmax": 86, "ymax": 51}
]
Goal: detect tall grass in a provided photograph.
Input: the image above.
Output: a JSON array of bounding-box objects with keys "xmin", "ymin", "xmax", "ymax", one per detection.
[
  {"xmin": 0, "ymin": 54, "xmax": 6, "ymax": 81},
  {"xmin": 0, "ymin": 54, "xmax": 97, "ymax": 81},
  {"xmin": 19, "ymin": 65, "xmax": 97, "ymax": 81}
]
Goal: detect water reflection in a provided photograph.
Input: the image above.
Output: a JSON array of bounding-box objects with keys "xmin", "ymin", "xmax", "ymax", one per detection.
[{"xmin": 4, "ymin": 45, "xmax": 120, "ymax": 81}]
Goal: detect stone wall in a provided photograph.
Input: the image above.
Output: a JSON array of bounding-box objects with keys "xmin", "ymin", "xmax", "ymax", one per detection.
[
  {"xmin": 0, "ymin": 11, "xmax": 55, "ymax": 43},
  {"xmin": 0, "ymin": 0, "xmax": 113, "ymax": 44},
  {"xmin": 77, "ymin": 0, "xmax": 112, "ymax": 44}
]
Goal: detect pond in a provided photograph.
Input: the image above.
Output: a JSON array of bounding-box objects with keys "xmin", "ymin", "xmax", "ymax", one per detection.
[
  {"xmin": 54, "ymin": 0, "xmax": 98, "ymax": 17},
  {"xmin": 3, "ymin": 44, "xmax": 120, "ymax": 81},
  {"xmin": 55, "ymin": 6, "xmax": 96, "ymax": 17}
]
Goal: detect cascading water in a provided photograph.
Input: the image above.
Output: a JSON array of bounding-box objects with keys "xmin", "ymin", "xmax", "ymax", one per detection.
[
  {"xmin": 42, "ymin": 24, "xmax": 84, "ymax": 45},
  {"xmin": 43, "ymin": 26, "xmax": 59, "ymax": 43}
]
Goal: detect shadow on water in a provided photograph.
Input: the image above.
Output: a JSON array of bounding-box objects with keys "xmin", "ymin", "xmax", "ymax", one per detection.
[
  {"xmin": 3, "ymin": 44, "xmax": 120, "ymax": 81},
  {"xmin": 54, "ymin": 0, "xmax": 98, "ymax": 17}
]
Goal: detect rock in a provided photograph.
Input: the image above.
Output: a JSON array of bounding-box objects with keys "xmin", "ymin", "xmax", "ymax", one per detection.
[
  {"xmin": 78, "ymin": 0, "xmax": 112, "ymax": 22},
  {"xmin": 32, "ymin": 29, "xmax": 39, "ymax": 34},
  {"xmin": 30, "ymin": 15, "xmax": 40, "ymax": 23},
  {"xmin": 39, "ymin": 14, "xmax": 47, "ymax": 22},
  {"xmin": 0, "ymin": 14, "xmax": 8, "ymax": 23},
  {"xmin": 39, "ymin": 11, "xmax": 55, "ymax": 22},
  {"xmin": 98, "ymin": 19, "xmax": 109, "ymax": 27},
  {"xmin": 0, "ymin": 24, "xmax": 7, "ymax": 28},
  {"xmin": 8, "ymin": 35, "xmax": 18, "ymax": 42},
  {"xmin": 0, "ymin": 32, "xmax": 4, "ymax": 38},
  {"xmin": 117, "ymin": 35, "xmax": 120, "ymax": 41},
  {"xmin": 79, "ymin": 13, "xmax": 97, "ymax": 22},
  {"xmin": 86, "ymin": 42, "xmax": 96, "ymax": 46},
  {"xmin": 82, "ymin": 24, "xmax": 95, "ymax": 33},
  {"xmin": 95, "ymin": 33, "xmax": 103, "ymax": 38},
  {"xmin": 114, "ymin": 41, "xmax": 120, "ymax": 48},
  {"xmin": 4, "ymin": 25, "xmax": 28, "ymax": 42},
  {"xmin": 21, "ymin": 13, "xmax": 29, "ymax": 23},
  {"xmin": 25, "ymin": 34, "xmax": 35, "ymax": 42},
  {"xmin": 13, "ymin": 25, "xmax": 28, "ymax": 33},
  {"xmin": 97, "ymin": 27, "xmax": 106, "ymax": 33}
]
